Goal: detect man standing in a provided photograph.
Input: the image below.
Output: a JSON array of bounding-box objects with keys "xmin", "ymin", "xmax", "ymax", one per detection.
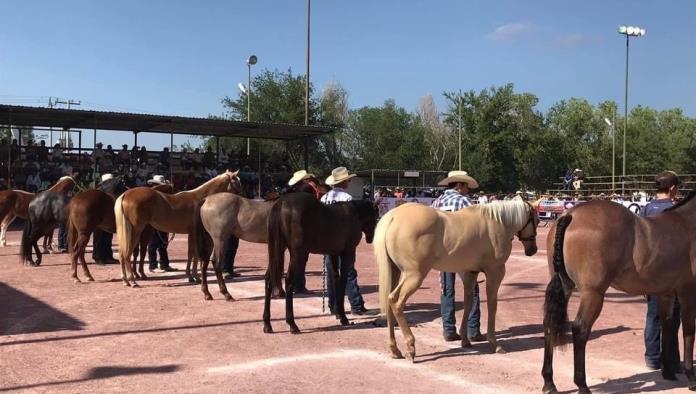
[
  {"xmin": 432, "ymin": 170, "xmax": 486, "ymax": 342},
  {"xmin": 93, "ymin": 173, "xmax": 119, "ymax": 264},
  {"xmin": 643, "ymin": 170, "xmax": 681, "ymax": 371},
  {"xmin": 321, "ymin": 166, "xmax": 376, "ymax": 315},
  {"xmin": 146, "ymin": 175, "xmax": 176, "ymax": 272}
]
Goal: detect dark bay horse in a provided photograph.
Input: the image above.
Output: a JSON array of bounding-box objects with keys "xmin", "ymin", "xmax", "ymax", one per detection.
[
  {"xmin": 114, "ymin": 171, "xmax": 241, "ymax": 287},
  {"xmin": 263, "ymin": 192, "xmax": 378, "ymax": 334},
  {"xmin": 20, "ymin": 192, "xmax": 69, "ymax": 266},
  {"xmin": 542, "ymin": 191, "xmax": 696, "ymax": 393}
]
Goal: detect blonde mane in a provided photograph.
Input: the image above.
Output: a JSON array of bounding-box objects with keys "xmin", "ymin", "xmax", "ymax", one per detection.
[{"xmin": 479, "ymin": 200, "xmax": 529, "ymax": 229}]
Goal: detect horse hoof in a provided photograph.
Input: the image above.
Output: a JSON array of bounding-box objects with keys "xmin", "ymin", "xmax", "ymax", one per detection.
[
  {"xmin": 406, "ymin": 350, "xmax": 416, "ymax": 362},
  {"xmin": 263, "ymin": 324, "xmax": 273, "ymax": 334},
  {"xmin": 123, "ymin": 282, "xmax": 131, "ymax": 287},
  {"xmin": 224, "ymin": 294, "xmax": 235, "ymax": 302},
  {"xmin": 289, "ymin": 326, "xmax": 301, "ymax": 334},
  {"xmin": 204, "ymin": 294, "xmax": 213, "ymax": 301},
  {"xmin": 495, "ymin": 345, "xmax": 506, "ymax": 354},
  {"xmin": 663, "ymin": 372, "xmax": 677, "ymax": 381},
  {"xmin": 389, "ymin": 348, "xmax": 404, "ymax": 359},
  {"xmin": 578, "ymin": 388, "xmax": 592, "ymax": 394},
  {"xmin": 73, "ymin": 278, "xmax": 81, "ymax": 284},
  {"xmin": 340, "ymin": 317, "xmax": 350, "ymax": 326},
  {"xmin": 542, "ymin": 383, "xmax": 558, "ymax": 394},
  {"xmin": 461, "ymin": 339, "xmax": 472, "ymax": 348},
  {"xmin": 87, "ymin": 277, "xmax": 95, "ymax": 282},
  {"xmin": 194, "ymin": 278, "xmax": 202, "ymax": 284},
  {"xmin": 187, "ymin": 277, "xmax": 195, "ymax": 284},
  {"xmin": 131, "ymin": 283, "xmax": 140, "ymax": 288},
  {"xmin": 688, "ymin": 383, "xmax": 696, "ymax": 392}
]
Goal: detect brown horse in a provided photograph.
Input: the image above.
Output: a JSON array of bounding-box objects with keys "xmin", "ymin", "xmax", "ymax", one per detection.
[
  {"xmin": 263, "ymin": 192, "xmax": 379, "ymax": 334},
  {"xmin": 114, "ymin": 171, "xmax": 241, "ymax": 287},
  {"xmin": 0, "ymin": 176, "xmax": 77, "ymax": 248},
  {"xmin": 373, "ymin": 200, "xmax": 539, "ymax": 361},
  {"xmin": 194, "ymin": 192, "xmax": 275, "ymax": 301},
  {"xmin": 542, "ymin": 191, "xmax": 696, "ymax": 393},
  {"xmin": 130, "ymin": 183, "xmax": 175, "ymax": 279}
]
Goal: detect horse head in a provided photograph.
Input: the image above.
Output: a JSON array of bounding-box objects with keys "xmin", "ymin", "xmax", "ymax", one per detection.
[
  {"xmin": 517, "ymin": 202, "xmax": 540, "ymax": 256},
  {"xmin": 224, "ymin": 170, "xmax": 242, "ymax": 194},
  {"xmin": 353, "ymin": 199, "xmax": 380, "ymax": 244}
]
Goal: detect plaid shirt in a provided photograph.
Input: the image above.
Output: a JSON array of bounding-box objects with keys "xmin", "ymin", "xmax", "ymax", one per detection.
[{"xmin": 431, "ymin": 189, "xmax": 471, "ymax": 212}]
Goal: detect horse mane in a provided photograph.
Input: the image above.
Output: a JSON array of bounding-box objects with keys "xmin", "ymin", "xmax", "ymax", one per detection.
[
  {"xmin": 478, "ymin": 200, "xmax": 529, "ymax": 228},
  {"xmin": 181, "ymin": 172, "xmax": 234, "ymax": 195},
  {"xmin": 665, "ymin": 189, "xmax": 696, "ymax": 212}
]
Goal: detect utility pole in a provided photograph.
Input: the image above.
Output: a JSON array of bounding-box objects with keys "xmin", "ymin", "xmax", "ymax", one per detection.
[{"xmin": 54, "ymin": 98, "xmax": 81, "ymax": 148}]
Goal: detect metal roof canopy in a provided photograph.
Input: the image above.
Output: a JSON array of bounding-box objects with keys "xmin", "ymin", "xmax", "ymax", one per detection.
[{"xmin": 0, "ymin": 105, "xmax": 334, "ymax": 140}]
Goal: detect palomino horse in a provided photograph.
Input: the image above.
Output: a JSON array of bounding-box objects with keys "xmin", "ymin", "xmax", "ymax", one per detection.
[
  {"xmin": 194, "ymin": 192, "xmax": 275, "ymax": 301},
  {"xmin": 263, "ymin": 192, "xmax": 379, "ymax": 334},
  {"xmin": 0, "ymin": 176, "xmax": 76, "ymax": 248},
  {"xmin": 542, "ymin": 191, "xmax": 696, "ymax": 393},
  {"xmin": 65, "ymin": 177, "xmax": 126, "ymax": 282},
  {"xmin": 114, "ymin": 171, "xmax": 241, "ymax": 287},
  {"xmin": 373, "ymin": 200, "xmax": 539, "ymax": 361},
  {"xmin": 20, "ymin": 192, "xmax": 69, "ymax": 266}
]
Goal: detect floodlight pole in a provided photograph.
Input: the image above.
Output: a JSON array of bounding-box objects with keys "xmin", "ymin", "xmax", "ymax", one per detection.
[
  {"xmin": 305, "ymin": 0, "xmax": 311, "ymax": 128},
  {"xmin": 622, "ymin": 33, "xmax": 629, "ymax": 197},
  {"xmin": 458, "ymin": 89, "xmax": 462, "ymax": 171},
  {"xmin": 247, "ymin": 61, "xmax": 252, "ymax": 156}
]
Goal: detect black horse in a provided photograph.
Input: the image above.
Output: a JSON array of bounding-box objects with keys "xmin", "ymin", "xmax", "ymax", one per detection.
[
  {"xmin": 20, "ymin": 191, "xmax": 69, "ymax": 266},
  {"xmin": 263, "ymin": 192, "xmax": 379, "ymax": 334}
]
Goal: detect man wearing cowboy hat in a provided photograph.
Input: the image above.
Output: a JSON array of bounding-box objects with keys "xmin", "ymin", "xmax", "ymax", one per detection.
[
  {"xmin": 93, "ymin": 173, "xmax": 120, "ymax": 264},
  {"xmin": 321, "ymin": 167, "xmax": 377, "ymax": 316},
  {"xmin": 147, "ymin": 175, "xmax": 176, "ymax": 272},
  {"xmin": 431, "ymin": 170, "xmax": 485, "ymax": 343},
  {"xmin": 288, "ymin": 169, "xmax": 324, "ymax": 200}
]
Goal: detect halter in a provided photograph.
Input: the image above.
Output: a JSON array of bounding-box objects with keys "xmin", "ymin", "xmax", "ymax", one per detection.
[{"xmin": 516, "ymin": 203, "xmax": 537, "ymax": 242}]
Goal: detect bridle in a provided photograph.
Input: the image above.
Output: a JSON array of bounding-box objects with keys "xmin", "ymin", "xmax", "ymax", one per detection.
[{"xmin": 516, "ymin": 202, "xmax": 537, "ymax": 242}]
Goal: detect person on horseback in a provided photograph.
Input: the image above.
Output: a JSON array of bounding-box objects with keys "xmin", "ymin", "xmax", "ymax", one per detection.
[
  {"xmin": 321, "ymin": 167, "xmax": 377, "ymax": 315},
  {"xmin": 431, "ymin": 170, "xmax": 485, "ymax": 342},
  {"xmin": 643, "ymin": 170, "xmax": 682, "ymax": 371}
]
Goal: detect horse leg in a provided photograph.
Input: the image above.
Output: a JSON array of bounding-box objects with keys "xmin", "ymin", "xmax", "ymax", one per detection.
[
  {"xmin": 70, "ymin": 243, "xmax": 80, "ymax": 283},
  {"xmin": 131, "ymin": 245, "xmax": 140, "ymax": 279},
  {"xmin": 679, "ymin": 291, "xmax": 696, "ymax": 390},
  {"xmin": 138, "ymin": 237, "xmax": 148, "ymax": 279},
  {"xmin": 200, "ymin": 252, "xmax": 214, "ymax": 301},
  {"xmin": 0, "ymin": 213, "xmax": 14, "ymax": 246},
  {"xmin": 78, "ymin": 233, "xmax": 94, "ymax": 282},
  {"xmin": 658, "ymin": 295, "xmax": 680, "ymax": 381},
  {"xmin": 189, "ymin": 236, "xmax": 201, "ymax": 283},
  {"xmin": 390, "ymin": 270, "xmax": 426, "ymax": 362},
  {"xmin": 571, "ymin": 289, "xmax": 605, "ymax": 394},
  {"xmin": 32, "ymin": 239, "xmax": 42, "ymax": 266},
  {"xmin": 284, "ymin": 251, "xmax": 307, "ymax": 334},
  {"xmin": 263, "ymin": 271, "xmax": 274, "ymax": 333},
  {"xmin": 212, "ymin": 240, "xmax": 234, "ymax": 301},
  {"xmin": 459, "ymin": 271, "xmax": 477, "ymax": 348},
  {"xmin": 484, "ymin": 265, "xmax": 506, "ymax": 353},
  {"xmin": 387, "ymin": 264, "xmax": 403, "ymax": 359}
]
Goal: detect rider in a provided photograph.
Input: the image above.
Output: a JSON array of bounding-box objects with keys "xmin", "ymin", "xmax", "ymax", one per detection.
[
  {"xmin": 431, "ymin": 170, "xmax": 486, "ymax": 342},
  {"xmin": 642, "ymin": 170, "xmax": 681, "ymax": 371},
  {"xmin": 322, "ymin": 167, "xmax": 377, "ymax": 316}
]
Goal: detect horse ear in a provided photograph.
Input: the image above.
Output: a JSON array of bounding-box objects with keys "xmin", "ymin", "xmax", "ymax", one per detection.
[{"xmin": 232, "ymin": 170, "xmax": 239, "ymax": 176}]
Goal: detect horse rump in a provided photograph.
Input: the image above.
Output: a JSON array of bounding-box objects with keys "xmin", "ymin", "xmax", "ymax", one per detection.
[
  {"xmin": 193, "ymin": 200, "xmax": 213, "ymax": 264},
  {"xmin": 543, "ymin": 214, "xmax": 573, "ymax": 348}
]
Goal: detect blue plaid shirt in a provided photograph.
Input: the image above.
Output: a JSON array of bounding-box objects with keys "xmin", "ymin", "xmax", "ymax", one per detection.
[{"xmin": 431, "ymin": 189, "xmax": 472, "ymax": 212}]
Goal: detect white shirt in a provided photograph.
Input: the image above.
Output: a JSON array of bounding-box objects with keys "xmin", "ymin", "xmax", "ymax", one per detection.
[
  {"xmin": 321, "ymin": 187, "xmax": 352, "ymax": 204},
  {"xmin": 478, "ymin": 195, "xmax": 489, "ymax": 204}
]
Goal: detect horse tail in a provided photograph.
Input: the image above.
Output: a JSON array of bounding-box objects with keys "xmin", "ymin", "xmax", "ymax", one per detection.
[
  {"xmin": 114, "ymin": 194, "xmax": 131, "ymax": 263},
  {"xmin": 544, "ymin": 214, "xmax": 574, "ymax": 348},
  {"xmin": 266, "ymin": 199, "xmax": 285, "ymax": 293},
  {"xmin": 19, "ymin": 215, "xmax": 34, "ymax": 264},
  {"xmin": 374, "ymin": 210, "xmax": 396, "ymax": 316},
  {"xmin": 193, "ymin": 200, "xmax": 212, "ymax": 263}
]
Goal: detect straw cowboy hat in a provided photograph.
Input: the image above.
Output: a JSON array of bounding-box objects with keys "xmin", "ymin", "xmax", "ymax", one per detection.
[
  {"xmin": 147, "ymin": 175, "xmax": 169, "ymax": 185},
  {"xmin": 325, "ymin": 167, "xmax": 356, "ymax": 186},
  {"xmin": 437, "ymin": 170, "xmax": 479, "ymax": 188},
  {"xmin": 288, "ymin": 170, "xmax": 315, "ymax": 186},
  {"xmin": 100, "ymin": 173, "xmax": 114, "ymax": 183}
]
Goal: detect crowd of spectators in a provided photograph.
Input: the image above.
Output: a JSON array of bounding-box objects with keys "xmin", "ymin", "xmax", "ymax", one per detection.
[{"xmin": 0, "ymin": 138, "xmax": 293, "ymax": 197}]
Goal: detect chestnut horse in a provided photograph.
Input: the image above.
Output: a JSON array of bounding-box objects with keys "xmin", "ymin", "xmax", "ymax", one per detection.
[
  {"xmin": 263, "ymin": 192, "xmax": 379, "ymax": 334},
  {"xmin": 130, "ymin": 183, "xmax": 175, "ymax": 279},
  {"xmin": 373, "ymin": 200, "xmax": 539, "ymax": 360},
  {"xmin": 0, "ymin": 176, "xmax": 76, "ymax": 248},
  {"xmin": 114, "ymin": 171, "xmax": 241, "ymax": 287},
  {"xmin": 542, "ymin": 191, "xmax": 696, "ymax": 393}
]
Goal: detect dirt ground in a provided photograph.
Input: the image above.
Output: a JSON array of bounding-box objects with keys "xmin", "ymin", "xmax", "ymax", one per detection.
[{"xmin": 0, "ymin": 225, "xmax": 689, "ymax": 393}]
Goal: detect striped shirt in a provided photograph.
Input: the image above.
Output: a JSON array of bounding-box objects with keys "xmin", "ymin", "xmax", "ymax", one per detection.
[{"xmin": 431, "ymin": 189, "xmax": 471, "ymax": 212}]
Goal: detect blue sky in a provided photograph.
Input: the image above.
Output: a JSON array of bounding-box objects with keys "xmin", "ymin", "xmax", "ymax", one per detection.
[{"xmin": 1, "ymin": 0, "xmax": 694, "ymax": 149}]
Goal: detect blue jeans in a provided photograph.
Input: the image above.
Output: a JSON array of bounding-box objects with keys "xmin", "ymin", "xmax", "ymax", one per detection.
[
  {"xmin": 441, "ymin": 272, "xmax": 481, "ymax": 337},
  {"xmin": 324, "ymin": 255, "xmax": 365, "ymax": 312},
  {"xmin": 58, "ymin": 224, "xmax": 67, "ymax": 250},
  {"xmin": 645, "ymin": 295, "xmax": 680, "ymax": 368}
]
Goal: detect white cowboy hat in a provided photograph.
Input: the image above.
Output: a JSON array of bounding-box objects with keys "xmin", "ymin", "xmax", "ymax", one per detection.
[
  {"xmin": 288, "ymin": 170, "xmax": 315, "ymax": 186},
  {"xmin": 325, "ymin": 166, "xmax": 356, "ymax": 186},
  {"xmin": 437, "ymin": 170, "xmax": 479, "ymax": 188},
  {"xmin": 147, "ymin": 175, "xmax": 169, "ymax": 185},
  {"xmin": 101, "ymin": 174, "xmax": 114, "ymax": 183}
]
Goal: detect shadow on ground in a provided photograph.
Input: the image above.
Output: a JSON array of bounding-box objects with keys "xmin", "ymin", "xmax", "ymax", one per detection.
[{"xmin": 0, "ymin": 281, "xmax": 85, "ymax": 335}]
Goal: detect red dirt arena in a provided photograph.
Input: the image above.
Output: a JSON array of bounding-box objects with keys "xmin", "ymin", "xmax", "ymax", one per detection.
[{"xmin": 0, "ymin": 226, "xmax": 687, "ymax": 393}]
